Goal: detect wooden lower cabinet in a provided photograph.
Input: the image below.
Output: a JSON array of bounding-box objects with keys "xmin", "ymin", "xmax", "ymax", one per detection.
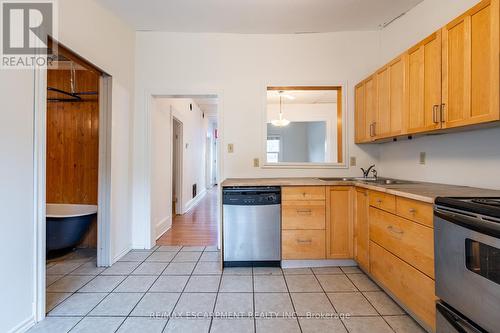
[
  {"xmin": 354, "ymin": 188, "xmax": 369, "ymax": 271},
  {"xmin": 326, "ymin": 186, "xmax": 354, "ymax": 259},
  {"xmin": 370, "ymin": 241, "xmax": 436, "ymax": 331},
  {"xmin": 369, "ymin": 207, "xmax": 435, "ymax": 278},
  {"xmin": 282, "ymin": 230, "xmax": 325, "ymax": 259},
  {"xmin": 282, "ymin": 200, "xmax": 326, "ymax": 230}
]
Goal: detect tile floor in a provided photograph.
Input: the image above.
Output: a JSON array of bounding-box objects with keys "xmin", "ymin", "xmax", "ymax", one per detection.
[{"xmin": 30, "ymin": 246, "xmax": 427, "ymax": 333}]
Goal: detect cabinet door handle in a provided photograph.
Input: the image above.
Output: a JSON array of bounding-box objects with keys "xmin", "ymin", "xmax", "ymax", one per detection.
[
  {"xmin": 432, "ymin": 105, "xmax": 440, "ymax": 124},
  {"xmin": 440, "ymin": 103, "xmax": 446, "ymax": 123},
  {"xmin": 296, "ymin": 209, "xmax": 312, "ymax": 215},
  {"xmin": 296, "ymin": 239, "xmax": 312, "ymax": 244},
  {"xmin": 387, "ymin": 225, "xmax": 404, "ymax": 235}
]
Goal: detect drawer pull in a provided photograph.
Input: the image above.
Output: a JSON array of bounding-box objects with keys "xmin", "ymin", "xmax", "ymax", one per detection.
[
  {"xmin": 296, "ymin": 239, "xmax": 312, "ymax": 244},
  {"xmin": 408, "ymin": 208, "xmax": 417, "ymax": 214},
  {"xmin": 387, "ymin": 225, "xmax": 404, "ymax": 235},
  {"xmin": 376, "ymin": 199, "xmax": 382, "ymax": 204},
  {"xmin": 296, "ymin": 209, "xmax": 312, "ymax": 215}
]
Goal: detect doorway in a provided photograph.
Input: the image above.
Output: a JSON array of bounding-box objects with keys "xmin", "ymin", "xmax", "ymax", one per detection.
[
  {"xmin": 34, "ymin": 39, "xmax": 112, "ymax": 321},
  {"xmin": 151, "ymin": 95, "xmax": 220, "ymax": 247},
  {"xmin": 172, "ymin": 117, "xmax": 183, "ymax": 216}
]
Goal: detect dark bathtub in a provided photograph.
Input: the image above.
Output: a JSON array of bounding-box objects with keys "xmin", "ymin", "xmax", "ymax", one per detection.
[{"xmin": 46, "ymin": 204, "xmax": 97, "ymax": 252}]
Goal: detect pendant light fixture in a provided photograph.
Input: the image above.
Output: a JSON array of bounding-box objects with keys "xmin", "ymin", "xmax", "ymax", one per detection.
[{"xmin": 271, "ymin": 91, "xmax": 292, "ymax": 127}]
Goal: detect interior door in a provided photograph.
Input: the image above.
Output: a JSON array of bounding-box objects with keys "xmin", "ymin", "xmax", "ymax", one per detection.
[
  {"xmin": 442, "ymin": 0, "xmax": 499, "ymax": 128},
  {"xmin": 406, "ymin": 31, "xmax": 443, "ymax": 133}
]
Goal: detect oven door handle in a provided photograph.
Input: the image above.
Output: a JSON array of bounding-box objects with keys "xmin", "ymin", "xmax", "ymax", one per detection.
[
  {"xmin": 435, "ymin": 209, "xmax": 500, "ymax": 239},
  {"xmin": 436, "ymin": 303, "xmax": 483, "ymax": 333}
]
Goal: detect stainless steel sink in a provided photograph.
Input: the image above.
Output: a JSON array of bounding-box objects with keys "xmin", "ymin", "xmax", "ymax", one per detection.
[
  {"xmin": 317, "ymin": 177, "xmax": 358, "ymax": 181},
  {"xmin": 317, "ymin": 177, "xmax": 415, "ymax": 185}
]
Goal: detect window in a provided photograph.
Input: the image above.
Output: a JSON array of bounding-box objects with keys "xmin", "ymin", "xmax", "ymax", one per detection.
[{"xmin": 267, "ymin": 136, "xmax": 281, "ymax": 163}]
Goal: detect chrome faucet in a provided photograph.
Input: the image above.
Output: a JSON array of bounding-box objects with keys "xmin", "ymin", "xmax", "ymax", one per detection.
[{"xmin": 361, "ymin": 165, "xmax": 376, "ymax": 178}]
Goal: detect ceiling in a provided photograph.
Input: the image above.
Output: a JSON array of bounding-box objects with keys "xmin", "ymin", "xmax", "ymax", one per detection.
[
  {"xmin": 97, "ymin": 0, "xmax": 423, "ymax": 34},
  {"xmin": 193, "ymin": 97, "xmax": 218, "ymax": 118},
  {"xmin": 267, "ymin": 90, "xmax": 337, "ymax": 104}
]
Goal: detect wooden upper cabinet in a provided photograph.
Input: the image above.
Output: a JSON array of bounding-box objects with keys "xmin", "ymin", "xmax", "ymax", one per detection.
[
  {"xmin": 364, "ymin": 75, "xmax": 378, "ymax": 140},
  {"xmin": 375, "ymin": 55, "xmax": 406, "ymax": 139},
  {"xmin": 326, "ymin": 186, "xmax": 354, "ymax": 259},
  {"xmin": 442, "ymin": 0, "xmax": 500, "ymax": 128},
  {"xmin": 406, "ymin": 32, "xmax": 442, "ymax": 134},
  {"xmin": 355, "ymin": 83, "xmax": 368, "ymax": 143}
]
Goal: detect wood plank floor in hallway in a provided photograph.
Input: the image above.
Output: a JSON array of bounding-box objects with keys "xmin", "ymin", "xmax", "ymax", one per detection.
[{"xmin": 156, "ymin": 186, "xmax": 218, "ymax": 246}]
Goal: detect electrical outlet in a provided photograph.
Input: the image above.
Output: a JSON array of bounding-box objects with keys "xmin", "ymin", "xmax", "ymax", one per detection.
[
  {"xmin": 350, "ymin": 156, "xmax": 357, "ymax": 167},
  {"xmin": 227, "ymin": 144, "xmax": 234, "ymax": 153},
  {"xmin": 253, "ymin": 158, "xmax": 260, "ymax": 167},
  {"xmin": 419, "ymin": 152, "xmax": 426, "ymax": 165}
]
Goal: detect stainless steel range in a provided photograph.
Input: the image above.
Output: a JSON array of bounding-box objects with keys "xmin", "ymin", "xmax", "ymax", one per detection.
[{"xmin": 434, "ymin": 197, "xmax": 500, "ymax": 333}]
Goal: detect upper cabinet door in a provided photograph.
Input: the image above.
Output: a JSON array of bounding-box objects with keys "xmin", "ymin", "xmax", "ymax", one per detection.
[
  {"xmin": 442, "ymin": 0, "xmax": 499, "ymax": 128},
  {"xmin": 355, "ymin": 83, "xmax": 368, "ymax": 143},
  {"xmin": 406, "ymin": 32, "xmax": 442, "ymax": 133},
  {"xmin": 376, "ymin": 66, "xmax": 391, "ymax": 138},
  {"xmin": 364, "ymin": 75, "xmax": 378, "ymax": 140},
  {"xmin": 388, "ymin": 56, "xmax": 405, "ymax": 137}
]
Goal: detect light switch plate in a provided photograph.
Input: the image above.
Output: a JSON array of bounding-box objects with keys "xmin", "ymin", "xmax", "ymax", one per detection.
[
  {"xmin": 350, "ymin": 156, "xmax": 357, "ymax": 167},
  {"xmin": 227, "ymin": 144, "xmax": 234, "ymax": 153},
  {"xmin": 419, "ymin": 152, "xmax": 426, "ymax": 165},
  {"xmin": 253, "ymin": 158, "xmax": 260, "ymax": 167}
]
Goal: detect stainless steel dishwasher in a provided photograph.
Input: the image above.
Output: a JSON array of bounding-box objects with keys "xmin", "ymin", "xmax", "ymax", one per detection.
[{"xmin": 222, "ymin": 187, "xmax": 281, "ymax": 266}]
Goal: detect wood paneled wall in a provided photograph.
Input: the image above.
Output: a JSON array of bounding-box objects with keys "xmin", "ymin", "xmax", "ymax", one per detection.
[{"xmin": 46, "ymin": 69, "xmax": 99, "ymax": 247}]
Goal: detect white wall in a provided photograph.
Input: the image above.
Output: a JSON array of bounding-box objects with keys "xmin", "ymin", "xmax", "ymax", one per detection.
[
  {"xmin": 151, "ymin": 99, "xmax": 173, "ymax": 239},
  {"xmin": 132, "ymin": 32, "xmax": 381, "ymax": 247},
  {"xmin": 376, "ymin": 0, "xmax": 500, "ymax": 189},
  {"xmin": 0, "ymin": 1, "xmax": 135, "ymax": 331}
]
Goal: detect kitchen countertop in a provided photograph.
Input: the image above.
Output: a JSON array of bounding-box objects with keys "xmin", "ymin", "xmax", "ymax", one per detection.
[{"xmin": 221, "ymin": 178, "xmax": 500, "ymax": 203}]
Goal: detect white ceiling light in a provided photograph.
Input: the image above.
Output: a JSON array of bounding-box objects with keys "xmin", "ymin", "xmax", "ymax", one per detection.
[{"xmin": 271, "ymin": 91, "xmax": 291, "ymax": 127}]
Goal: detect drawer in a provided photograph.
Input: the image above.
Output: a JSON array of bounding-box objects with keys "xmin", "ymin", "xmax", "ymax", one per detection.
[
  {"xmin": 370, "ymin": 241, "xmax": 436, "ymax": 331},
  {"xmin": 396, "ymin": 197, "xmax": 433, "ymax": 228},
  {"xmin": 282, "ymin": 186, "xmax": 326, "ymax": 201},
  {"xmin": 369, "ymin": 191, "xmax": 396, "ymax": 213},
  {"xmin": 282, "ymin": 230, "xmax": 325, "ymax": 259},
  {"xmin": 369, "ymin": 207, "xmax": 434, "ymax": 278},
  {"xmin": 282, "ymin": 201, "xmax": 326, "ymax": 230}
]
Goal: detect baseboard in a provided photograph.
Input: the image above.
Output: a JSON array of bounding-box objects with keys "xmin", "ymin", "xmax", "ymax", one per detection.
[
  {"xmin": 183, "ymin": 189, "xmax": 207, "ymax": 213},
  {"xmin": 111, "ymin": 246, "xmax": 132, "ymax": 264},
  {"xmin": 8, "ymin": 316, "xmax": 35, "ymax": 333},
  {"xmin": 155, "ymin": 217, "xmax": 171, "ymax": 240},
  {"xmin": 281, "ymin": 259, "xmax": 357, "ymax": 268}
]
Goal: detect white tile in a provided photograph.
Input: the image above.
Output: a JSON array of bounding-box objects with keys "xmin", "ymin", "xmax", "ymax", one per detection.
[
  {"xmin": 282, "ymin": 268, "xmax": 313, "ymax": 275},
  {"xmin": 101, "ymin": 262, "xmax": 140, "ymax": 275},
  {"xmin": 172, "ymin": 251, "xmax": 202, "ymax": 262},
  {"xmin": 341, "ymin": 266, "xmax": 362, "ymax": 274},
  {"xmin": 327, "ymin": 292, "xmax": 378, "ymax": 316},
  {"xmin": 214, "ymin": 293, "xmax": 254, "ymax": 315},
  {"xmin": 181, "ymin": 246, "xmax": 206, "ymax": 252},
  {"xmin": 132, "ymin": 262, "xmax": 168, "ymax": 275},
  {"xmin": 363, "ymin": 291, "xmax": 405, "ymax": 315},
  {"xmin": 222, "ymin": 267, "xmax": 252, "ymax": 276},
  {"xmin": 146, "ymin": 252, "xmax": 177, "ymax": 262},
  {"xmin": 193, "ymin": 261, "xmax": 222, "ymax": 275},
  {"xmin": 27, "ymin": 316, "xmax": 81, "ymax": 333},
  {"xmin": 46, "ymin": 292, "xmax": 72, "ymax": 312},
  {"xmin": 149, "ymin": 275, "xmax": 189, "ymax": 292},
  {"xmin": 157, "ymin": 245, "xmax": 182, "ymax": 252},
  {"xmin": 299, "ymin": 318, "xmax": 347, "ymax": 333},
  {"xmin": 199, "ymin": 251, "xmax": 221, "ymax": 262},
  {"xmin": 163, "ymin": 262, "xmax": 196, "ymax": 275},
  {"xmin": 347, "ymin": 273, "xmax": 380, "ymax": 291},
  {"xmin": 46, "ymin": 275, "xmax": 94, "ymax": 292},
  {"xmin": 253, "ymin": 267, "xmax": 282, "ymax": 275},
  {"xmin": 114, "ymin": 275, "xmax": 157, "ymax": 292},
  {"xmin": 118, "ymin": 251, "xmax": 151, "ymax": 262},
  {"xmin": 254, "ymin": 275, "xmax": 287, "ymax": 292},
  {"xmin": 184, "ymin": 275, "xmax": 221, "ymax": 292},
  {"xmin": 78, "ymin": 276, "xmax": 125, "ymax": 293},
  {"xmin": 173, "ymin": 293, "xmax": 217, "ymax": 316},
  {"xmin": 254, "ymin": 293, "xmax": 294, "ymax": 317},
  {"xmin": 163, "ymin": 317, "xmax": 211, "ymax": 333},
  {"xmin": 342, "ymin": 316, "xmax": 393, "ymax": 333},
  {"xmin": 316, "ymin": 275, "xmax": 357, "ymax": 292},
  {"xmin": 130, "ymin": 292, "xmax": 180, "ymax": 317},
  {"xmin": 312, "ymin": 267, "xmax": 343, "ymax": 275},
  {"xmin": 46, "ymin": 275, "xmax": 63, "ymax": 287},
  {"xmin": 290, "ymin": 293, "xmax": 336, "ymax": 317},
  {"xmin": 89, "ymin": 292, "xmax": 143, "ymax": 316},
  {"xmin": 69, "ymin": 262, "xmax": 105, "ymax": 275},
  {"xmin": 210, "ymin": 318, "xmax": 254, "ymax": 333},
  {"xmin": 285, "ymin": 275, "xmax": 322, "ymax": 292},
  {"xmin": 49, "ymin": 293, "xmax": 107, "ymax": 316},
  {"xmin": 117, "ymin": 317, "xmax": 168, "ymax": 333},
  {"xmin": 219, "ymin": 275, "xmax": 253, "ymax": 292},
  {"xmin": 70, "ymin": 317, "xmax": 125, "ymax": 333},
  {"xmin": 255, "ymin": 317, "xmax": 301, "ymax": 333},
  {"xmin": 384, "ymin": 315, "xmax": 426, "ymax": 333},
  {"xmin": 46, "ymin": 261, "xmax": 85, "ymax": 275}
]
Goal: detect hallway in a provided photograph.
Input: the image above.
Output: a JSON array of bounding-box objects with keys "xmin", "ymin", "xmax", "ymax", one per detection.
[{"xmin": 156, "ymin": 187, "xmax": 219, "ymax": 246}]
